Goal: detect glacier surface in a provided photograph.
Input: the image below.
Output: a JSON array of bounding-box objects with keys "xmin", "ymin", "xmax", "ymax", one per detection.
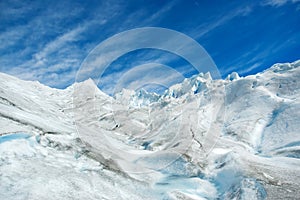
[{"xmin": 0, "ymin": 60, "xmax": 300, "ymax": 199}]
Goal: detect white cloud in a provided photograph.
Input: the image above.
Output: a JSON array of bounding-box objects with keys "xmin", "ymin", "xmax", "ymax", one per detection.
[
  {"xmin": 1, "ymin": 0, "xmax": 182, "ymax": 91},
  {"xmin": 33, "ymin": 26, "xmax": 85, "ymax": 65},
  {"xmin": 143, "ymin": 0, "xmax": 178, "ymax": 24},
  {"xmin": 237, "ymin": 62, "xmax": 263, "ymax": 75},
  {"xmin": 78, "ymin": 26, "xmax": 218, "ymax": 84},
  {"xmin": 114, "ymin": 63, "xmax": 184, "ymax": 92},
  {"xmin": 193, "ymin": 6, "xmax": 253, "ymax": 39},
  {"xmin": 98, "ymin": 61, "xmax": 197, "ymax": 95},
  {"xmin": 0, "ymin": 0, "xmax": 124, "ymax": 88},
  {"xmin": 222, "ymin": 31, "xmax": 300, "ymax": 76},
  {"xmin": 263, "ymin": 0, "xmax": 300, "ymax": 7},
  {"xmin": 0, "ymin": 25, "xmax": 29, "ymax": 51}
]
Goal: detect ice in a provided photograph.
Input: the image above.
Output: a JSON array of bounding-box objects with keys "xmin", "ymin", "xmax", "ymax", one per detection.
[
  {"xmin": 226, "ymin": 72, "xmax": 240, "ymax": 81},
  {"xmin": 1, "ymin": 60, "xmax": 300, "ymax": 199},
  {"xmin": 0, "ymin": 132, "xmax": 31, "ymax": 144}
]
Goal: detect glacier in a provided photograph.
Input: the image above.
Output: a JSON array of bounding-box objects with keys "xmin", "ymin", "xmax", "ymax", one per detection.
[{"xmin": 0, "ymin": 60, "xmax": 300, "ymax": 199}]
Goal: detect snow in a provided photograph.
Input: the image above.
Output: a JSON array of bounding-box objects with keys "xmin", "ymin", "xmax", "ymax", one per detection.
[{"xmin": 1, "ymin": 60, "xmax": 300, "ymax": 199}]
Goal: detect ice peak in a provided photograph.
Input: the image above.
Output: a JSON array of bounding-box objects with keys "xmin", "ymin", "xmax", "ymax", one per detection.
[
  {"xmin": 269, "ymin": 59, "xmax": 300, "ymax": 73},
  {"xmin": 226, "ymin": 72, "xmax": 240, "ymax": 81}
]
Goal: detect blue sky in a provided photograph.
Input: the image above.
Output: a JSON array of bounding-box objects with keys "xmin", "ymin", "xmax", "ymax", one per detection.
[{"xmin": 0, "ymin": 0, "xmax": 300, "ymax": 94}]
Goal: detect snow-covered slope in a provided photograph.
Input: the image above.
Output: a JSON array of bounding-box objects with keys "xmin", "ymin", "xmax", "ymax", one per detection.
[{"xmin": 1, "ymin": 60, "xmax": 300, "ymax": 199}]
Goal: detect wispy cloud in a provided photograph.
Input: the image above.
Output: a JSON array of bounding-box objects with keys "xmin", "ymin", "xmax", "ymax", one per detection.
[
  {"xmin": 0, "ymin": 25, "xmax": 29, "ymax": 51},
  {"xmin": 32, "ymin": 26, "xmax": 85, "ymax": 67},
  {"xmin": 0, "ymin": 0, "xmax": 123, "ymax": 88},
  {"xmin": 2, "ymin": 24, "xmax": 88, "ymax": 88},
  {"xmin": 115, "ymin": 63, "xmax": 184, "ymax": 92},
  {"xmin": 76, "ymin": 26, "xmax": 218, "ymax": 93},
  {"xmin": 1, "ymin": 0, "xmax": 299, "ymax": 92},
  {"xmin": 262, "ymin": 0, "xmax": 300, "ymax": 7},
  {"xmin": 143, "ymin": 0, "xmax": 178, "ymax": 25},
  {"xmin": 221, "ymin": 31, "xmax": 300, "ymax": 76},
  {"xmin": 192, "ymin": 6, "xmax": 253, "ymax": 39},
  {"xmin": 99, "ymin": 62, "xmax": 193, "ymax": 95},
  {"xmin": 1, "ymin": 0, "xmax": 197, "ymax": 91},
  {"xmin": 237, "ymin": 62, "xmax": 263, "ymax": 75}
]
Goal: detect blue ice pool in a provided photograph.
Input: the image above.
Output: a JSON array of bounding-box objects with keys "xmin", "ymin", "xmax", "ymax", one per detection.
[{"xmin": 0, "ymin": 133, "xmax": 31, "ymax": 144}]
